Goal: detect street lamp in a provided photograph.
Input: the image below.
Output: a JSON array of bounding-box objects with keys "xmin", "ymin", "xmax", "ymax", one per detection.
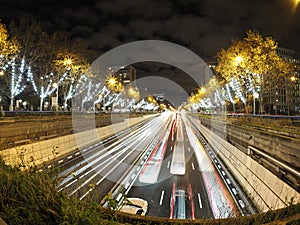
[
  {"xmin": 253, "ymin": 92, "xmax": 259, "ymax": 115},
  {"xmin": 290, "ymin": 76, "xmax": 296, "ymax": 82},
  {"xmin": 234, "ymin": 55, "xmax": 244, "ymax": 66},
  {"xmin": 106, "ymin": 75, "xmax": 121, "ymax": 92}
]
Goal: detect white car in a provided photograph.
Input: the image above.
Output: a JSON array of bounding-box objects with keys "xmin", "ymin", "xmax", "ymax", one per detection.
[{"xmin": 119, "ymin": 198, "xmax": 148, "ymax": 216}]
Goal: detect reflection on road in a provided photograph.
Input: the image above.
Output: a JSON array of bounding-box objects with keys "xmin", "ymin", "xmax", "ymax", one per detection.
[{"xmin": 53, "ymin": 110, "xmax": 243, "ymax": 219}]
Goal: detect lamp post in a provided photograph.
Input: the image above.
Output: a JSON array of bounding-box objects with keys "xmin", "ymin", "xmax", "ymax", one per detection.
[
  {"xmin": 52, "ymin": 82, "xmax": 58, "ymax": 111},
  {"xmin": 253, "ymin": 92, "xmax": 259, "ymax": 115}
]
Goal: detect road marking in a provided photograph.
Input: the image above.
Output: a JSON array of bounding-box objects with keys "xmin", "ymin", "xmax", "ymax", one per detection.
[
  {"xmin": 239, "ymin": 200, "xmax": 245, "ymax": 208},
  {"xmin": 75, "ymin": 152, "xmax": 80, "ymax": 156},
  {"xmin": 116, "ymin": 193, "xmax": 122, "ymax": 202},
  {"xmin": 124, "ymin": 182, "xmax": 130, "ymax": 189},
  {"xmin": 167, "ymin": 161, "xmax": 170, "ymax": 168},
  {"xmin": 82, "ymin": 149, "xmax": 87, "ymax": 152},
  {"xmin": 159, "ymin": 190, "xmax": 165, "ymax": 205},
  {"xmin": 89, "ymin": 146, "xmax": 93, "ymax": 149},
  {"xmin": 192, "ymin": 162, "xmax": 195, "ymax": 170},
  {"xmin": 197, "ymin": 193, "xmax": 202, "ymax": 208},
  {"xmin": 226, "ymin": 178, "xmax": 231, "ymax": 184},
  {"xmin": 221, "ymin": 171, "xmax": 226, "ymax": 176},
  {"xmin": 217, "ymin": 164, "xmax": 221, "ymax": 169},
  {"xmin": 232, "ymin": 188, "xmax": 238, "ymax": 195},
  {"xmin": 67, "ymin": 155, "xmax": 73, "ymax": 159},
  {"xmin": 58, "ymin": 159, "xmax": 64, "ymax": 164}
]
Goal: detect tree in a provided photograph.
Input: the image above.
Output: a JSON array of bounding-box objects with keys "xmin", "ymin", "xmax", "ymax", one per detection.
[
  {"xmin": 215, "ymin": 30, "xmax": 293, "ymax": 113},
  {"xmin": 9, "ymin": 18, "xmax": 66, "ymax": 111},
  {"xmin": 79, "ymin": 77, "xmax": 103, "ymax": 111},
  {"xmin": 54, "ymin": 40, "xmax": 90, "ymax": 110},
  {"xmin": 9, "ymin": 18, "xmax": 92, "ymax": 111},
  {"xmin": 0, "ymin": 22, "xmax": 19, "ymax": 65},
  {"xmin": 0, "ymin": 21, "xmax": 20, "ymax": 111}
]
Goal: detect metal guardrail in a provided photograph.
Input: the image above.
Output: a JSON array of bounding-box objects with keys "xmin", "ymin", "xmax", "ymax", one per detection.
[
  {"xmin": 194, "ymin": 112, "xmax": 300, "ymax": 120},
  {"xmin": 247, "ymin": 146, "xmax": 300, "ymax": 179}
]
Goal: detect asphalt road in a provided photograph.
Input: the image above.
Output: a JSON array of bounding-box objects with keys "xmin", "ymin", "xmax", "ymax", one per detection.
[
  {"xmin": 125, "ymin": 112, "xmax": 238, "ymax": 219},
  {"xmin": 50, "ymin": 111, "xmax": 244, "ymax": 220}
]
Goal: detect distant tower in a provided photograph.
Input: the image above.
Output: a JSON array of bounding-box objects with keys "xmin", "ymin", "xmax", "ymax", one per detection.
[{"xmin": 115, "ymin": 65, "xmax": 136, "ymax": 86}]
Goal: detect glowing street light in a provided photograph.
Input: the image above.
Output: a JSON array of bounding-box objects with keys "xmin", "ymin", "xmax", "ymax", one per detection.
[
  {"xmin": 234, "ymin": 55, "xmax": 244, "ymax": 66},
  {"xmin": 108, "ymin": 77, "xmax": 117, "ymax": 86},
  {"xmin": 63, "ymin": 58, "xmax": 73, "ymax": 66},
  {"xmin": 106, "ymin": 75, "xmax": 124, "ymax": 93},
  {"xmin": 290, "ymin": 76, "xmax": 296, "ymax": 82}
]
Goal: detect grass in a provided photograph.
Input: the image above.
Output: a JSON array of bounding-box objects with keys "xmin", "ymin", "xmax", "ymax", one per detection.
[
  {"xmin": 0, "ymin": 158, "xmax": 119, "ymax": 225},
  {"xmin": 1, "ymin": 157, "xmax": 300, "ymax": 225}
]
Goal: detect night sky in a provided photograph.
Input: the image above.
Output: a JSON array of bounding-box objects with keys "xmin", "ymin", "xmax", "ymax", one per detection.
[{"xmin": 0, "ymin": 0, "xmax": 300, "ymax": 104}]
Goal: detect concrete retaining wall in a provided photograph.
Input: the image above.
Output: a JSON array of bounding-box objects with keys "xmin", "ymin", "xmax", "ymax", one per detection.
[
  {"xmin": 190, "ymin": 117, "xmax": 300, "ymax": 212},
  {"xmin": 199, "ymin": 117, "xmax": 300, "ymax": 171},
  {"xmin": 0, "ymin": 114, "xmax": 157, "ymax": 168}
]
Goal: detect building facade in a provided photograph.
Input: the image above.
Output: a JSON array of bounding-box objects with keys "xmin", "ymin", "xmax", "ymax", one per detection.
[
  {"xmin": 115, "ymin": 65, "xmax": 136, "ymax": 86},
  {"xmin": 263, "ymin": 47, "xmax": 300, "ymax": 115}
]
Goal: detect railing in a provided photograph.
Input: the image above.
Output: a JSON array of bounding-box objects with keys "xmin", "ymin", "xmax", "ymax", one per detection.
[{"xmin": 247, "ymin": 145, "xmax": 300, "ymax": 179}]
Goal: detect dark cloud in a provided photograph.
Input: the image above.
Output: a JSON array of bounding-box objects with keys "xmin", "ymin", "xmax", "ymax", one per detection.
[
  {"xmin": 1, "ymin": 0, "xmax": 299, "ymax": 56},
  {"xmin": 0, "ymin": 0, "xmax": 299, "ymax": 97}
]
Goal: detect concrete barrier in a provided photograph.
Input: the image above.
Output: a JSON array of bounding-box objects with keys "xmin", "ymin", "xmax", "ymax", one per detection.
[
  {"xmin": 0, "ymin": 114, "xmax": 157, "ymax": 168},
  {"xmin": 190, "ymin": 116, "xmax": 300, "ymax": 212},
  {"xmin": 198, "ymin": 116, "xmax": 300, "ymax": 171}
]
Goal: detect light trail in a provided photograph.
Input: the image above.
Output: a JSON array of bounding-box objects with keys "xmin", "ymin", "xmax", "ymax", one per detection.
[
  {"xmin": 182, "ymin": 112, "xmax": 238, "ymax": 218},
  {"xmin": 57, "ymin": 112, "xmax": 172, "ymax": 200}
]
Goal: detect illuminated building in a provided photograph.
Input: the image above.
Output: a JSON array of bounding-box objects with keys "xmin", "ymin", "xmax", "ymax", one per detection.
[{"xmin": 263, "ymin": 47, "xmax": 300, "ymax": 115}]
